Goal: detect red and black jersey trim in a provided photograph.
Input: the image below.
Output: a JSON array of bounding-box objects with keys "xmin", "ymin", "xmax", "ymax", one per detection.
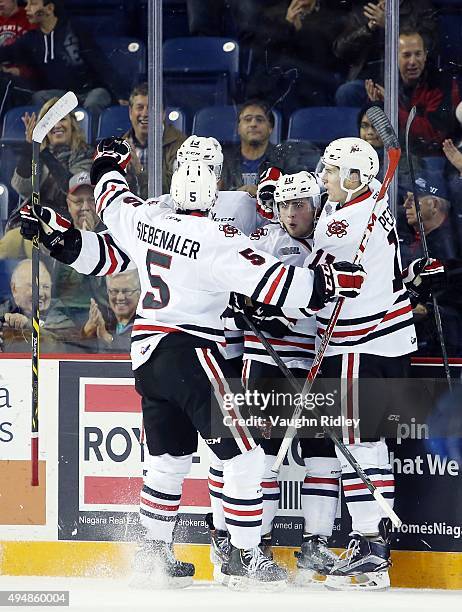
[
  {"xmin": 250, "ymin": 262, "xmax": 284, "ymax": 302},
  {"xmin": 276, "ymin": 265, "xmax": 295, "ymax": 308},
  {"xmin": 316, "ymin": 292, "xmax": 409, "ymax": 327},
  {"xmin": 319, "ymin": 318, "xmax": 414, "ymax": 347}
]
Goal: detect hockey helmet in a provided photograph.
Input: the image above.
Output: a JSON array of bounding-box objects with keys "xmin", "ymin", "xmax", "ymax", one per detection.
[
  {"xmin": 170, "ymin": 160, "xmax": 217, "ymax": 212},
  {"xmin": 176, "ymin": 135, "xmax": 223, "ymax": 179},
  {"xmin": 321, "ymin": 137, "xmax": 379, "ymax": 196},
  {"xmin": 274, "ymin": 171, "xmax": 321, "ymax": 237}
]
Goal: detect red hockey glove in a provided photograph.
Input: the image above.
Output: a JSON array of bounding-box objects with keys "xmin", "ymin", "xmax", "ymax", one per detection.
[
  {"xmin": 20, "ymin": 203, "xmax": 71, "ymax": 249},
  {"xmin": 256, "ymin": 166, "xmax": 283, "ymax": 221},
  {"xmin": 90, "ymin": 137, "xmax": 131, "ymax": 185},
  {"xmin": 403, "ymin": 257, "xmax": 446, "ymax": 299},
  {"xmin": 309, "ymin": 261, "xmax": 366, "ymax": 310}
]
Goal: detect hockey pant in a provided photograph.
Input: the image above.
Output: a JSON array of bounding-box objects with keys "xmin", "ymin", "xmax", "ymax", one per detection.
[
  {"xmin": 320, "ymin": 352, "xmax": 410, "ymax": 534},
  {"xmin": 134, "ymin": 333, "xmax": 264, "ymax": 550}
]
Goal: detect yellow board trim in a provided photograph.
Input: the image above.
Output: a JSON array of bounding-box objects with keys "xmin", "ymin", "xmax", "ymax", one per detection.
[{"xmin": 1, "ymin": 542, "xmax": 462, "ymax": 589}]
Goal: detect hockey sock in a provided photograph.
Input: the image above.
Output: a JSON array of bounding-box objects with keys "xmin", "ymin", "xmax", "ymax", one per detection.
[
  {"xmin": 208, "ymin": 462, "xmax": 227, "ymax": 531},
  {"xmin": 140, "ymin": 453, "xmax": 193, "ymax": 542},
  {"xmin": 337, "ymin": 441, "xmax": 394, "ymax": 534},
  {"xmin": 222, "ymin": 446, "xmax": 265, "ymax": 549},
  {"xmin": 261, "ymin": 454, "xmax": 280, "ymax": 537},
  {"xmin": 301, "ymin": 457, "xmax": 341, "ymax": 537}
]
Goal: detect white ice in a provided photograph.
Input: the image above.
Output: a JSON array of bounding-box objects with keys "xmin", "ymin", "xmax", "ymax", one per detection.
[{"xmin": 0, "ymin": 576, "xmax": 461, "ymax": 612}]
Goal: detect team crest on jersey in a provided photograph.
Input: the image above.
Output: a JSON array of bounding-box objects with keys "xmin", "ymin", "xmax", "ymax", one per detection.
[
  {"xmin": 326, "ymin": 219, "xmax": 349, "ymax": 238},
  {"xmin": 219, "ymin": 224, "xmax": 240, "ymax": 237},
  {"xmin": 249, "ymin": 227, "xmax": 268, "ymax": 240}
]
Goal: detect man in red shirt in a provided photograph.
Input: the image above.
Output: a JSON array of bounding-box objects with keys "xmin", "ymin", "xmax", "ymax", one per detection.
[{"xmin": 0, "ymin": 0, "xmax": 36, "ymax": 105}]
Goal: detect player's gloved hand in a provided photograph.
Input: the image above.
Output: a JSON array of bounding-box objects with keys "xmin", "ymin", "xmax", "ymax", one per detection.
[
  {"xmin": 402, "ymin": 257, "xmax": 446, "ymax": 299},
  {"xmin": 251, "ymin": 305, "xmax": 293, "ymax": 338},
  {"xmin": 90, "ymin": 137, "xmax": 131, "ymax": 185},
  {"xmin": 20, "ymin": 203, "xmax": 71, "ymax": 250},
  {"xmin": 256, "ymin": 166, "xmax": 283, "ymax": 221},
  {"xmin": 309, "ymin": 261, "xmax": 366, "ymax": 310}
]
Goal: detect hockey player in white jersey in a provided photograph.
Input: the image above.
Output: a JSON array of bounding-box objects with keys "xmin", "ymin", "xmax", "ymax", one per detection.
[
  {"xmin": 79, "ymin": 137, "xmax": 366, "ymax": 590},
  {"xmin": 209, "ymin": 171, "xmax": 342, "ymax": 585},
  {"xmin": 312, "ymin": 137, "xmax": 416, "ymax": 590}
]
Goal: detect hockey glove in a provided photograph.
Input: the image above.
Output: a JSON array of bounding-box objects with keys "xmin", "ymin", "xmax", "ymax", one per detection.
[
  {"xmin": 402, "ymin": 257, "xmax": 446, "ymax": 300},
  {"xmin": 251, "ymin": 305, "xmax": 293, "ymax": 338},
  {"xmin": 20, "ymin": 203, "xmax": 71, "ymax": 249},
  {"xmin": 90, "ymin": 137, "xmax": 131, "ymax": 185},
  {"xmin": 256, "ymin": 166, "xmax": 283, "ymax": 221},
  {"xmin": 309, "ymin": 261, "xmax": 366, "ymax": 310}
]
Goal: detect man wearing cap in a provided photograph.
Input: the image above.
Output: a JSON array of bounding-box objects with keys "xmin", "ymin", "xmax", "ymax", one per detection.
[
  {"xmin": 401, "ymin": 174, "xmax": 458, "ymax": 266},
  {"xmin": 401, "ymin": 174, "xmax": 462, "ymax": 356},
  {"xmin": 52, "ymin": 172, "xmax": 108, "ymax": 329}
]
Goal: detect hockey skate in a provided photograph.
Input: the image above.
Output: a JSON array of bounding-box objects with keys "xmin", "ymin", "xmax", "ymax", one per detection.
[
  {"xmin": 293, "ymin": 534, "xmax": 339, "ymax": 587},
  {"xmin": 259, "ymin": 532, "xmax": 273, "ymax": 560},
  {"xmin": 221, "ymin": 545, "xmax": 288, "ymax": 591},
  {"xmin": 324, "ymin": 532, "xmax": 391, "ymax": 591},
  {"xmin": 130, "ymin": 539, "xmax": 195, "ymax": 589},
  {"xmin": 205, "ymin": 513, "xmax": 231, "ymax": 585}
]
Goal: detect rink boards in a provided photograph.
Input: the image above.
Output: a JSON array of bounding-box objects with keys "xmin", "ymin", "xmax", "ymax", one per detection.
[{"xmin": 0, "ymin": 355, "xmax": 461, "ymax": 589}]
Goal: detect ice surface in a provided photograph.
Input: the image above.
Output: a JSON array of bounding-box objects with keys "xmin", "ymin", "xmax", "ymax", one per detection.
[{"xmin": 0, "ymin": 576, "xmax": 461, "ymax": 612}]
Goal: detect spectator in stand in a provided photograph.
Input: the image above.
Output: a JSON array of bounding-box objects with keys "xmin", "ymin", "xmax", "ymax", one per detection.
[
  {"xmin": 334, "ymin": 0, "xmax": 436, "ymax": 107},
  {"xmin": 365, "ymin": 29, "xmax": 460, "ymax": 156},
  {"xmin": 11, "ymin": 96, "xmax": 94, "ymax": 217},
  {"xmin": 400, "ymin": 174, "xmax": 457, "ymax": 268},
  {"xmin": 0, "ymin": 258, "xmax": 78, "ymax": 353},
  {"xmin": 0, "ymin": 0, "xmax": 127, "ymax": 116},
  {"xmin": 241, "ymin": 0, "xmax": 350, "ymax": 113},
  {"xmin": 82, "ymin": 269, "xmax": 140, "ymax": 353},
  {"xmin": 442, "ymin": 138, "xmax": 462, "ymax": 252},
  {"xmin": 400, "ymin": 176, "xmax": 462, "ymax": 356},
  {"xmin": 0, "ymin": 0, "xmax": 36, "ymax": 107},
  {"xmin": 123, "ymin": 83, "xmax": 187, "ymax": 199},
  {"xmin": 220, "ymin": 99, "xmax": 279, "ymax": 194},
  {"xmin": 51, "ymin": 171, "xmax": 108, "ymax": 327}
]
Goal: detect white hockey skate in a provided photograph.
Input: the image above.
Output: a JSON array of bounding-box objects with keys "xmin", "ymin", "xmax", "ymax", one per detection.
[
  {"xmin": 221, "ymin": 545, "xmax": 288, "ymax": 591},
  {"xmin": 325, "ymin": 532, "xmax": 391, "ymax": 591},
  {"xmin": 293, "ymin": 534, "xmax": 339, "ymax": 587},
  {"xmin": 130, "ymin": 539, "xmax": 195, "ymax": 589},
  {"xmin": 205, "ymin": 513, "xmax": 231, "ymax": 585}
]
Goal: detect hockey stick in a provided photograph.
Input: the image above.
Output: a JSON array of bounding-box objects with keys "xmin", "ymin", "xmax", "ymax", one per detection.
[
  {"xmin": 30, "ymin": 91, "xmax": 78, "ymax": 486},
  {"xmin": 405, "ymin": 106, "xmax": 452, "ymax": 390},
  {"xmin": 243, "ymin": 314, "xmax": 402, "ymax": 528},
  {"xmin": 270, "ymin": 107, "xmax": 402, "ymax": 525}
]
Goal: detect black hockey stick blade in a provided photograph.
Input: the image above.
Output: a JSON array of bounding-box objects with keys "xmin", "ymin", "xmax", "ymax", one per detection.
[{"xmin": 366, "ymin": 106, "xmax": 400, "ymax": 150}]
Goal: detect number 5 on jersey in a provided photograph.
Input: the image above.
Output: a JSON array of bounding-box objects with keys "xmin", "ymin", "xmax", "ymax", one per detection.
[{"xmin": 143, "ymin": 249, "xmax": 171, "ymax": 309}]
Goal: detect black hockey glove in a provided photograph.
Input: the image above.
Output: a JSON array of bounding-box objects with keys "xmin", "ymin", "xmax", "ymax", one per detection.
[
  {"xmin": 402, "ymin": 257, "xmax": 446, "ymax": 300},
  {"xmin": 90, "ymin": 137, "xmax": 131, "ymax": 185},
  {"xmin": 251, "ymin": 304, "xmax": 293, "ymax": 338},
  {"xmin": 20, "ymin": 203, "xmax": 82, "ymax": 264},
  {"xmin": 309, "ymin": 261, "xmax": 366, "ymax": 310},
  {"xmin": 256, "ymin": 166, "xmax": 283, "ymax": 221}
]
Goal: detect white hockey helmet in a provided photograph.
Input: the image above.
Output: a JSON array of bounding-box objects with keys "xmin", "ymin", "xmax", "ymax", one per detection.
[
  {"xmin": 170, "ymin": 160, "xmax": 217, "ymax": 212},
  {"xmin": 321, "ymin": 137, "xmax": 379, "ymax": 198},
  {"xmin": 274, "ymin": 171, "xmax": 322, "ymax": 209},
  {"xmin": 176, "ymin": 135, "xmax": 223, "ymax": 179}
]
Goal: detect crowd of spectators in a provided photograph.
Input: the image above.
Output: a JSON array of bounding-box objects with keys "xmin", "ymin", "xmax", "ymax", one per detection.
[{"xmin": 0, "ymin": 0, "xmax": 460, "ymax": 359}]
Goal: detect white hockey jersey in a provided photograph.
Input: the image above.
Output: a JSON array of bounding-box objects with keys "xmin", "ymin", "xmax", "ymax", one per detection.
[
  {"xmin": 94, "ymin": 171, "xmax": 319, "ymax": 369},
  {"xmin": 309, "ymin": 184, "xmax": 416, "ymax": 357},
  {"xmin": 70, "ymin": 190, "xmax": 265, "ymax": 276},
  {"xmin": 241, "ymin": 224, "xmax": 316, "ymax": 370}
]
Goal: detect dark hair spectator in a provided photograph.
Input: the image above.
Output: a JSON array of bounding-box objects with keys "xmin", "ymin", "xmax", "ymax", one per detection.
[
  {"xmin": 0, "ymin": 0, "xmax": 127, "ymax": 116},
  {"xmin": 123, "ymin": 82, "xmax": 187, "ymax": 198},
  {"xmin": 10, "ymin": 96, "xmax": 94, "ymax": 217},
  {"xmin": 334, "ymin": 0, "xmax": 437, "ymax": 108},
  {"xmin": 241, "ymin": 0, "xmax": 351, "ymax": 114},
  {"xmin": 0, "ymin": 0, "xmax": 37, "ymax": 108},
  {"xmin": 0, "ymin": 258, "xmax": 78, "ymax": 352},
  {"xmin": 82, "ymin": 269, "xmax": 140, "ymax": 353},
  {"xmin": 365, "ymin": 29, "xmax": 461, "ymax": 156},
  {"xmin": 220, "ymin": 99, "xmax": 280, "ymax": 193}
]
